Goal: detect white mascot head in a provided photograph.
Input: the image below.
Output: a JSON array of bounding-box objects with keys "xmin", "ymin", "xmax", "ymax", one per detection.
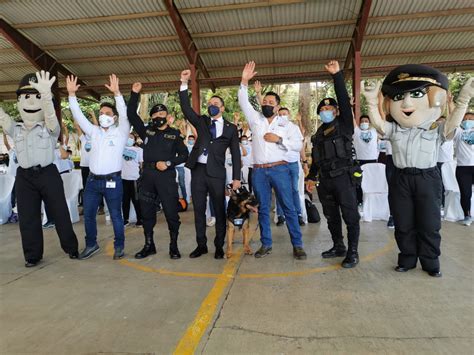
[
  {"xmin": 381, "ymin": 64, "xmax": 449, "ymax": 128},
  {"xmin": 16, "ymin": 73, "xmax": 45, "ymax": 128}
]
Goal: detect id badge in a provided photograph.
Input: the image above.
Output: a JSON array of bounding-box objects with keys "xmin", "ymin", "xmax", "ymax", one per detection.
[{"xmin": 106, "ymin": 180, "xmax": 116, "ymax": 189}]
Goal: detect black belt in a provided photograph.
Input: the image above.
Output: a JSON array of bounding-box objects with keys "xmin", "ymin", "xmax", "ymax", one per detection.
[
  {"xmin": 399, "ymin": 167, "xmax": 437, "ymax": 175},
  {"xmin": 21, "ymin": 164, "xmax": 52, "ymax": 172},
  {"xmin": 89, "ymin": 171, "xmax": 121, "ymax": 180}
]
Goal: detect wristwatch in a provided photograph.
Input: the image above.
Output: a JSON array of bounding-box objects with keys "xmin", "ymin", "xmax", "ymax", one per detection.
[{"xmin": 165, "ymin": 161, "xmax": 172, "ymax": 167}]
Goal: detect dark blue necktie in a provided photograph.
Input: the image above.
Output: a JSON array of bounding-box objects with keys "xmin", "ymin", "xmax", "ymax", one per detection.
[{"xmin": 210, "ymin": 120, "xmax": 217, "ymax": 139}]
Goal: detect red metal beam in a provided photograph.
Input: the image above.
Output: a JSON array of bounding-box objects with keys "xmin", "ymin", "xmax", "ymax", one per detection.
[
  {"xmin": 190, "ymin": 64, "xmax": 201, "ymax": 113},
  {"xmin": 163, "ymin": 0, "xmax": 216, "ymax": 91},
  {"xmin": 0, "ymin": 18, "xmax": 101, "ymax": 100},
  {"xmin": 344, "ymin": 0, "xmax": 372, "ymax": 70},
  {"xmin": 352, "ymin": 51, "xmax": 362, "ymax": 121}
]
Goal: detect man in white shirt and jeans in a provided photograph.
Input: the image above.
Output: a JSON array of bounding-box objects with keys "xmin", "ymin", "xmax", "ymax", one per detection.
[
  {"xmin": 67, "ymin": 74, "xmax": 130, "ymax": 260},
  {"xmin": 238, "ymin": 61, "xmax": 307, "ymax": 260}
]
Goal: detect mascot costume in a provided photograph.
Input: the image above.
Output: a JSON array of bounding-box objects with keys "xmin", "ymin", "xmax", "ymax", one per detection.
[
  {"xmin": 362, "ymin": 64, "xmax": 473, "ymax": 277},
  {"xmin": 0, "ymin": 71, "xmax": 78, "ymax": 267}
]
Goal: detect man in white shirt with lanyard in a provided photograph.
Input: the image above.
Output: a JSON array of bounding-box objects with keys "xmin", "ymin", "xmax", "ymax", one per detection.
[
  {"xmin": 67, "ymin": 74, "xmax": 130, "ymax": 260},
  {"xmin": 238, "ymin": 61, "xmax": 307, "ymax": 260}
]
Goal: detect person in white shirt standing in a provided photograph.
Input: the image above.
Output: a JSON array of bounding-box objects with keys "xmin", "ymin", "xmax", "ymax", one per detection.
[
  {"xmin": 238, "ymin": 61, "xmax": 306, "ymax": 260},
  {"xmin": 454, "ymin": 112, "xmax": 474, "ymax": 226},
  {"xmin": 240, "ymin": 135, "xmax": 253, "ymax": 192},
  {"xmin": 121, "ymin": 133, "xmax": 143, "ymax": 227},
  {"xmin": 353, "ymin": 114, "xmax": 379, "ymax": 205},
  {"xmin": 67, "ymin": 74, "xmax": 130, "ymax": 260},
  {"xmin": 436, "ymin": 116, "xmax": 454, "ymax": 213}
]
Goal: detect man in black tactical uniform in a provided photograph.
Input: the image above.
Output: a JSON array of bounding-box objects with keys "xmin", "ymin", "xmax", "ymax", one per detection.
[
  {"xmin": 307, "ymin": 60, "xmax": 361, "ymax": 268},
  {"xmin": 127, "ymin": 82, "xmax": 188, "ymax": 259}
]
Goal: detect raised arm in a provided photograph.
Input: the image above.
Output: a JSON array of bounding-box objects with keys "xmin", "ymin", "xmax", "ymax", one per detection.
[
  {"xmin": 445, "ymin": 77, "xmax": 474, "ymax": 139},
  {"xmin": 126, "ymin": 82, "xmax": 147, "ymax": 140},
  {"xmin": 361, "ymin": 80, "xmax": 386, "ymax": 135},
  {"xmin": 254, "ymin": 80, "xmax": 264, "ymax": 105},
  {"xmin": 29, "ymin": 70, "xmax": 60, "ymax": 134},
  {"xmin": 326, "ymin": 61, "xmax": 353, "ymax": 127},
  {"xmin": 105, "ymin": 74, "xmax": 130, "ymax": 135},
  {"xmin": 238, "ymin": 61, "xmax": 260, "ymax": 127},
  {"xmin": 178, "ymin": 70, "xmax": 202, "ymax": 127},
  {"xmin": 67, "ymin": 75, "xmax": 95, "ymax": 137}
]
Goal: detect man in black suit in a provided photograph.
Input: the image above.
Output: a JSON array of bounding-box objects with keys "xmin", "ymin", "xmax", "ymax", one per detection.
[{"xmin": 179, "ymin": 69, "xmax": 241, "ymax": 259}]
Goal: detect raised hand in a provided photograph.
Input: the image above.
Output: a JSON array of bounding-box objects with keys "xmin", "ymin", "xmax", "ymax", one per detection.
[
  {"xmin": 132, "ymin": 82, "xmax": 142, "ymax": 94},
  {"xmin": 360, "ymin": 80, "xmax": 381, "ymax": 103},
  {"xmin": 105, "ymin": 74, "xmax": 120, "ymax": 96},
  {"xmin": 181, "ymin": 70, "xmax": 191, "ymax": 83},
  {"xmin": 458, "ymin": 77, "xmax": 474, "ymax": 102},
  {"xmin": 66, "ymin": 75, "xmax": 81, "ymax": 96},
  {"xmin": 254, "ymin": 80, "xmax": 262, "ymax": 93},
  {"xmin": 324, "ymin": 60, "xmax": 340, "ymax": 75},
  {"xmin": 30, "ymin": 70, "xmax": 56, "ymax": 95},
  {"xmin": 241, "ymin": 61, "xmax": 257, "ymax": 85}
]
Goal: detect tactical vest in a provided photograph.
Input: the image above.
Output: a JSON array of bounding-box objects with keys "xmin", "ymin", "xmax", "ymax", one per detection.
[{"xmin": 312, "ymin": 119, "xmax": 354, "ymax": 175}]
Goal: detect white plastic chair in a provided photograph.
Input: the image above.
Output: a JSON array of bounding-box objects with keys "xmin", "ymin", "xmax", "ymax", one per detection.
[
  {"xmin": 0, "ymin": 174, "xmax": 15, "ymax": 224},
  {"xmin": 441, "ymin": 161, "xmax": 464, "ymax": 222},
  {"xmin": 361, "ymin": 163, "xmax": 390, "ymax": 222}
]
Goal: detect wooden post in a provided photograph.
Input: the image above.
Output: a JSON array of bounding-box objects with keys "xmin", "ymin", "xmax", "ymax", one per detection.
[{"xmin": 190, "ymin": 64, "xmax": 201, "ymax": 113}]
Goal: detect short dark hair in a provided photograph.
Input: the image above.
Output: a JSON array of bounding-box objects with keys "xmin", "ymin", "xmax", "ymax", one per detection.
[
  {"xmin": 211, "ymin": 95, "xmax": 225, "ymax": 107},
  {"xmin": 278, "ymin": 107, "xmax": 289, "ymax": 113},
  {"xmin": 240, "ymin": 135, "xmax": 248, "ymax": 139},
  {"xmin": 264, "ymin": 91, "xmax": 280, "ymax": 105},
  {"xmin": 360, "ymin": 114, "xmax": 370, "ymax": 121},
  {"xmin": 100, "ymin": 102, "xmax": 118, "ymax": 116},
  {"xmin": 188, "ymin": 135, "xmax": 195, "ymax": 139}
]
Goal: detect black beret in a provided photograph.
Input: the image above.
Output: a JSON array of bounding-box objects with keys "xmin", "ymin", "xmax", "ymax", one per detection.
[
  {"xmin": 16, "ymin": 73, "xmax": 39, "ymax": 95},
  {"xmin": 317, "ymin": 97, "xmax": 338, "ymax": 114},
  {"xmin": 149, "ymin": 104, "xmax": 168, "ymax": 116},
  {"xmin": 382, "ymin": 64, "xmax": 449, "ymax": 98}
]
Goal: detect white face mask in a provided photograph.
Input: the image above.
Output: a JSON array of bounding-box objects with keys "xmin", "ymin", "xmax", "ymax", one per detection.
[
  {"xmin": 360, "ymin": 122, "xmax": 369, "ymax": 130},
  {"xmin": 99, "ymin": 114, "xmax": 115, "ymax": 128}
]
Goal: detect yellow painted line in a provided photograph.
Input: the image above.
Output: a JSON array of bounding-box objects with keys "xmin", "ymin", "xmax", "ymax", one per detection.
[{"xmin": 173, "ymin": 249, "xmax": 243, "ymax": 355}]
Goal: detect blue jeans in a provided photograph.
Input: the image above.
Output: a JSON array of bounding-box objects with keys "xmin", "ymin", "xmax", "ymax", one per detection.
[
  {"xmin": 276, "ymin": 161, "xmax": 302, "ymax": 217},
  {"xmin": 252, "ymin": 164, "xmax": 303, "ymax": 248},
  {"xmin": 176, "ymin": 166, "xmax": 187, "ymax": 201},
  {"xmin": 84, "ymin": 175, "xmax": 124, "ymax": 249}
]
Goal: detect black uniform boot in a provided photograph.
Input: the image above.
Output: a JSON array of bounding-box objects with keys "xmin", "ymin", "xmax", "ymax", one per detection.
[
  {"xmin": 135, "ymin": 233, "xmax": 157, "ymax": 259},
  {"xmin": 341, "ymin": 247, "xmax": 359, "ymax": 268},
  {"xmin": 321, "ymin": 242, "xmax": 347, "ymax": 258},
  {"xmin": 169, "ymin": 233, "xmax": 181, "ymax": 259}
]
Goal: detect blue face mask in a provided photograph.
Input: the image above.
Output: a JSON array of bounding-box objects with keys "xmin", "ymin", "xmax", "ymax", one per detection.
[
  {"xmin": 126, "ymin": 138, "xmax": 134, "ymax": 147},
  {"xmin": 461, "ymin": 120, "xmax": 474, "ymax": 130},
  {"xmin": 207, "ymin": 105, "xmax": 220, "ymax": 117},
  {"xmin": 188, "ymin": 140, "xmax": 195, "ymax": 146},
  {"xmin": 320, "ymin": 110, "xmax": 335, "ymax": 123}
]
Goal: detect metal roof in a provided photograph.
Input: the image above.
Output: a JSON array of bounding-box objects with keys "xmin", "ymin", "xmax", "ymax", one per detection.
[{"xmin": 0, "ymin": 0, "xmax": 473, "ymax": 99}]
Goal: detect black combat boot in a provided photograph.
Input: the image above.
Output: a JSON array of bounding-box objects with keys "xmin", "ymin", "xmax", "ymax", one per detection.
[
  {"xmin": 341, "ymin": 246, "xmax": 359, "ymax": 268},
  {"xmin": 135, "ymin": 233, "xmax": 157, "ymax": 259},
  {"xmin": 321, "ymin": 239, "xmax": 347, "ymax": 258},
  {"xmin": 169, "ymin": 233, "xmax": 181, "ymax": 259}
]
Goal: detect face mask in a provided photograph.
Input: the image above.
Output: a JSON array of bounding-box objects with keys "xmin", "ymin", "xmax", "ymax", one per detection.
[
  {"xmin": 279, "ymin": 115, "xmax": 289, "ymax": 121},
  {"xmin": 152, "ymin": 117, "xmax": 167, "ymax": 128},
  {"xmin": 188, "ymin": 140, "xmax": 195, "ymax": 146},
  {"xmin": 262, "ymin": 105, "xmax": 275, "ymax": 118},
  {"xmin": 207, "ymin": 105, "xmax": 221, "ymax": 117},
  {"xmin": 319, "ymin": 110, "xmax": 335, "ymax": 123},
  {"xmin": 99, "ymin": 114, "xmax": 115, "ymax": 128},
  {"xmin": 360, "ymin": 122, "xmax": 369, "ymax": 130},
  {"xmin": 241, "ymin": 141, "xmax": 248, "ymax": 145},
  {"xmin": 126, "ymin": 138, "xmax": 134, "ymax": 147},
  {"xmin": 461, "ymin": 120, "xmax": 474, "ymax": 130}
]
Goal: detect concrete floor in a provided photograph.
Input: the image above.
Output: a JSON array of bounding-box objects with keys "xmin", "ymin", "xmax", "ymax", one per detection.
[{"xmin": 0, "ymin": 205, "xmax": 473, "ymax": 354}]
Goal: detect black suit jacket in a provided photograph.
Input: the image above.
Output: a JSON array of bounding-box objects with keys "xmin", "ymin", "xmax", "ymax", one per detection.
[{"xmin": 178, "ymin": 89, "xmax": 241, "ymax": 180}]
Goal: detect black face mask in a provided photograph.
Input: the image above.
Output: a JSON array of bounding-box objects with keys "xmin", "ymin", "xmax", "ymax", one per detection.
[
  {"xmin": 150, "ymin": 117, "xmax": 167, "ymax": 129},
  {"xmin": 261, "ymin": 105, "xmax": 275, "ymax": 118}
]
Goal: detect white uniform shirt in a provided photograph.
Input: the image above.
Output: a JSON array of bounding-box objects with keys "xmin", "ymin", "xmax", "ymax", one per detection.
[
  {"xmin": 53, "ymin": 147, "xmax": 74, "ymax": 173},
  {"xmin": 241, "ymin": 143, "xmax": 253, "ymax": 167},
  {"xmin": 453, "ymin": 128, "xmax": 474, "ymax": 166},
  {"xmin": 79, "ymin": 134, "xmax": 91, "ymax": 167},
  {"xmin": 121, "ymin": 146, "xmax": 143, "ymax": 180},
  {"xmin": 437, "ymin": 140, "xmax": 454, "ymax": 163},
  {"xmin": 238, "ymin": 84, "xmax": 302, "ymax": 165},
  {"xmin": 7, "ymin": 148, "xmax": 19, "ymax": 177},
  {"xmin": 69, "ymin": 95, "xmax": 130, "ymax": 175},
  {"xmin": 353, "ymin": 126, "xmax": 379, "ymax": 161}
]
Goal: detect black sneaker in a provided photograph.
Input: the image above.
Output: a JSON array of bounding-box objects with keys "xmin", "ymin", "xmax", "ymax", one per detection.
[
  {"xmin": 387, "ymin": 216, "xmax": 394, "ymax": 229},
  {"xmin": 321, "ymin": 246, "xmax": 347, "ymax": 258},
  {"xmin": 113, "ymin": 247, "xmax": 125, "ymax": 260},
  {"xmin": 78, "ymin": 244, "xmax": 100, "ymax": 260},
  {"xmin": 254, "ymin": 246, "xmax": 272, "ymax": 258},
  {"xmin": 293, "ymin": 247, "xmax": 307, "ymax": 260},
  {"xmin": 276, "ymin": 216, "xmax": 285, "ymax": 226},
  {"xmin": 42, "ymin": 221, "xmax": 55, "ymax": 229},
  {"xmin": 69, "ymin": 251, "xmax": 79, "ymax": 259},
  {"xmin": 341, "ymin": 251, "xmax": 359, "ymax": 268},
  {"xmin": 25, "ymin": 259, "xmax": 41, "ymax": 268}
]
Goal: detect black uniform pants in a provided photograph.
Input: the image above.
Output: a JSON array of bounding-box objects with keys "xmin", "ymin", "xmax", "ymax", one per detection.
[
  {"xmin": 317, "ymin": 172, "xmax": 360, "ymax": 250},
  {"xmin": 390, "ymin": 167, "xmax": 442, "ymax": 271},
  {"xmin": 122, "ymin": 179, "xmax": 142, "ymax": 223},
  {"xmin": 191, "ymin": 163, "xmax": 226, "ymax": 249},
  {"xmin": 16, "ymin": 164, "xmax": 78, "ymax": 261},
  {"xmin": 455, "ymin": 165, "xmax": 473, "ymax": 217},
  {"xmin": 139, "ymin": 168, "xmax": 180, "ymax": 237}
]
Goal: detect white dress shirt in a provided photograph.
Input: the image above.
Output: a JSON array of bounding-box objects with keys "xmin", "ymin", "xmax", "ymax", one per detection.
[
  {"xmin": 453, "ymin": 128, "xmax": 474, "ymax": 166},
  {"xmin": 238, "ymin": 84, "xmax": 302, "ymax": 165},
  {"xmin": 69, "ymin": 95, "xmax": 130, "ymax": 175},
  {"xmin": 353, "ymin": 127, "xmax": 379, "ymax": 161},
  {"xmin": 284, "ymin": 121, "xmax": 303, "ymax": 163},
  {"xmin": 437, "ymin": 140, "xmax": 454, "ymax": 163}
]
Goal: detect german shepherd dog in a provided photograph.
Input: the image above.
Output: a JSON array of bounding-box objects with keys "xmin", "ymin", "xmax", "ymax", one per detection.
[{"xmin": 226, "ymin": 185, "xmax": 258, "ymax": 258}]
